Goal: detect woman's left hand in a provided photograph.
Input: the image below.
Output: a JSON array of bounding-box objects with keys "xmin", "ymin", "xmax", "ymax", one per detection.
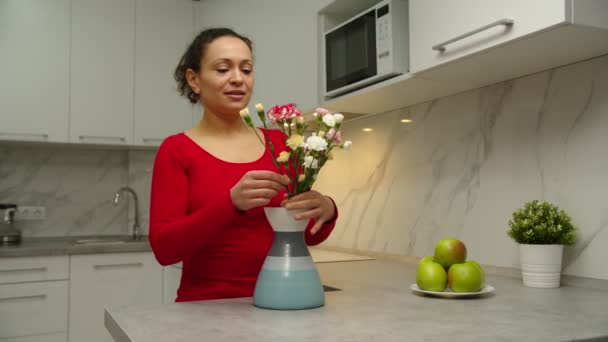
[{"xmin": 281, "ymin": 190, "xmax": 336, "ymax": 235}]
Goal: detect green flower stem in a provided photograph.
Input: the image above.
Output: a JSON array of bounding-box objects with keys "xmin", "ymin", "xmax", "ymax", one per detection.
[
  {"xmin": 258, "ymin": 115, "xmax": 291, "ymax": 174},
  {"xmin": 292, "ymin": 148, "xmax": 304, "ymax": 196},
  {"xmin": 249, "ymin": 124, "xmax": 281, "ymax": 172}
]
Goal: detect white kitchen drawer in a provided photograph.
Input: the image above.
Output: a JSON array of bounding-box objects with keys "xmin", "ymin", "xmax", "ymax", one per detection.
[
  {"xmin": 0, "ymin": 256, "xmax": 69, "ymax": 284},
  {"xmin": 1, "ymin": 332, "xmax": 67, "ymax": 342},
  {"xmin": 0, "ymin": 281, "xmax": 68, "ymax": 339}
]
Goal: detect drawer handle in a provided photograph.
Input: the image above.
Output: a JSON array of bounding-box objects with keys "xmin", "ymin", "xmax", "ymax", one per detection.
[
  {"xmin": 0, "ymin": 294, "xmax": 47, "ymax": 302},
  {"xmin": 93, "ymin": 262, "xmax": 143, "ymax": 270},
  {"xmin": 0, "ymin": 267, "xmax": 47, "ymax": 274},
  {"xmin": 432, "ymin": 18, "xmax": 514, "ymax": 52},
  {"xmin": 78, "ymin": 135, "xmax": 126, "ymax": 143},
  {"xmin": 0, "ymin": 132, "xmax": 49, "ymax": 141}
]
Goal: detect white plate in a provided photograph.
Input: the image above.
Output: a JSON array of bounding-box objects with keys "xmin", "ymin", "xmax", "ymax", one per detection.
[{"xmin": 410, "ymin": 284, "xmax": 495, "ymax": 298}]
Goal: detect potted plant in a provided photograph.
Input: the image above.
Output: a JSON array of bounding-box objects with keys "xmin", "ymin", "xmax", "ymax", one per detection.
[{"xmin": 507, "ymin": 200, "xmax": 577, "ymax": 288}]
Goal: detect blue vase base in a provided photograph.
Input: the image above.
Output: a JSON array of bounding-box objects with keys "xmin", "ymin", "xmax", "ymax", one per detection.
[{"xmin": 253, "ymin": 269, "xmax": 325, "ymax": 310}]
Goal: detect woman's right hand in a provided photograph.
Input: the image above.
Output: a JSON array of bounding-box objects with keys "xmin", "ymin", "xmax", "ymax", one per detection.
[{"xmin": 230, "ymin": 170, "xmax": 291, "ymax": 211}]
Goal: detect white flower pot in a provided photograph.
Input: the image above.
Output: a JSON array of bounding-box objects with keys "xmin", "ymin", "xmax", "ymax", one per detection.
[{"xmin": 519, "ymin": 244, "xmax": 564, "ymax": 288}]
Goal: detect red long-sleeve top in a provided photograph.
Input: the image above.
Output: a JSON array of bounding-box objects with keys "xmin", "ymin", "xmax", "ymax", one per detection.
[{"xmin": 149, "ymin": 128, "xmax": 337, "ymax": 302}]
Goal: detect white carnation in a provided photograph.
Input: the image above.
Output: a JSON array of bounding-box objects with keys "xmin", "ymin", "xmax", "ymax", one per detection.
[
  {"xmin": 333, "ymin": 113, "xmax": 344, "ymax": 123},
  {"xmin": 342, "ymin": 140, "xmax": 352, "ymax": 150},
  {"xmin": 306, "ymin": 135, "xmax": 328, "ymax": 151},
  {"xmin": 322, "ymin": 114, "xmax": 336, "ymax": 127}
]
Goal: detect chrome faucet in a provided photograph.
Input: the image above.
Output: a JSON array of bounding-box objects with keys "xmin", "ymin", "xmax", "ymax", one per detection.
[{"xmin": 113, "ymin": 186, "xmax": 141, "ymax": 240}]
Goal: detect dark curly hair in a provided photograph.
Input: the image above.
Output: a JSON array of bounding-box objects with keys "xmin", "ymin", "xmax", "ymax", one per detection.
[{"xmin": 174, "ymin": 28, "xmax": 253, "ymax": 104}]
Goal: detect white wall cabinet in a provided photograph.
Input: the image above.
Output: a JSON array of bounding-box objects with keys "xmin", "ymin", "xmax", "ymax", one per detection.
[
  {"xmin": 133, "ymin": 0, "xmax": 196, "ymax": 147},
  {"xmin": 409, "ymin": 0, "xmax": 567, "ymax": 73},
  {"xmin": 70, "ymin": 0, "xmax": 135, "ymax": 145},
  {"xmin": 0, "ymin": 256, "xmax": 69, "ymax": 341},
  {"xmin": 0, "ymin": 0, "xmax": 70, "ymax": 143},
  {"xmin": 409, "ymin": 0, "xmax": 608, "ymax": 86},
  {"xmin": 69, "ymin": 252, "xmax": 162, "ymax": 342}
]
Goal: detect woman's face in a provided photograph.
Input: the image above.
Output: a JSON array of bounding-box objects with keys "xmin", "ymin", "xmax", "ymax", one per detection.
[{"xmin": 187, "ymin": 36, "xmax": 254, "ymax": 117}]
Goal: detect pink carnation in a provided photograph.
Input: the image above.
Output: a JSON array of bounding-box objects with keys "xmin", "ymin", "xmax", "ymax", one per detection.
[
  {"xmin": 267, "ymin": 103, "xmax": 302, "ymax": 124},
  {"xmin": 333, "ymin": 130, "xmax": 342, "ymax": 145},
  {"xmin": 315, "ymin": 107, "xmax": 331, "ymax": 117},
  {"xmin": 326, "ymin": 128, "xmax": 342, "ymax": 144}
]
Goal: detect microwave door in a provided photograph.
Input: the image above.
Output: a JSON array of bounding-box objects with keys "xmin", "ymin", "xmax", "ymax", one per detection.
[{"xmin": 326, "ymin": 11, "xmax": 377, "ymax": 94}]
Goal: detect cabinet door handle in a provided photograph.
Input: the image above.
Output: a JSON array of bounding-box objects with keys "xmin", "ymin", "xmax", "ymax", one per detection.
[
  {"xmin": 0, "ymin": 132, "xmax": 49, "ymax": 141},
  {"xmin": 78, "ymin": 135, "xmax": 126, "ymax": 143},
  {"xmin": 432, "ymin": 18, "xmax": 514, "ymax": 52},
  {"xmin": 0, "ymin": 267, "xmax": 47, "ymax": 274},
  {"xmin": 0, "ymin": 294, "xmax": 47, "ymax": 302},
  {"xmin": 141, "ymin": 137, "xmax": 164, "ymax": 144},
  {"xmin": 93, "ymin": 262, "xmax": 143, "ymax": 270}
]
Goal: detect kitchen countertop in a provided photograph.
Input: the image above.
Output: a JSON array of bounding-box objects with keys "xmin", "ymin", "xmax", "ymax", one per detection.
[
  {"xmin": 0, "ymin": 235, "xmax": 152, "ymax": 257},
  {"xmin": 104, "ymin": 259, "xmax": 608, "ymax": 342},
  {"xmin": 0, "ymin": 236, "xmax": 375, "ymax": 262}
]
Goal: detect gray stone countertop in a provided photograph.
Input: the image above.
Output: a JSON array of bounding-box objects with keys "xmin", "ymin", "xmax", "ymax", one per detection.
[
  {"xmin": 104, "ymin": 259, "xmax": 608, "ymax": 342},
  {"xmin": 0, "ymin": 235, "xmax": 152, "ymax": 257}
]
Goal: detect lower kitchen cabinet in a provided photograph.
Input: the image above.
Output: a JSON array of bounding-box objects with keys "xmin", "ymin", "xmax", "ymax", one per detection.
[
  {"xmin": 162, "ymin": 263, "xmax": 181, "ymax": 304},
  {"xmin": 0, "ymin": 256, "xmax": 69, "ymax": 341},
  {"xmin": 68, "ymin": 252, "xmax": 162, "ymax": 342},
  {"xmin": 0, "ymin": 281, "xmax": 69, "ymax": 340}
]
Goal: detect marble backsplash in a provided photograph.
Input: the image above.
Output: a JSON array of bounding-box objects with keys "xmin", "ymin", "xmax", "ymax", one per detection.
[
  {"xmin": 314, "ymin": 54, "xmax": 608, "ymax": 280},
  {"xmin": 0, "ymin": 145, "xmax": 130, "ymax": 236},
  {"xmin": 0, "ymin": 144, "xmax": 156, "ymax": 238},
  {"xmin": 1, "ymin": 54, "xmax": 607, "ymax": 281}
]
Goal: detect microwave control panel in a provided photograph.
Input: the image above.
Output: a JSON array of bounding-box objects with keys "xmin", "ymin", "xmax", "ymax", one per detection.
[{"xmin": 376, "ymin": 3, "xmax": 393, "ymax": 73}]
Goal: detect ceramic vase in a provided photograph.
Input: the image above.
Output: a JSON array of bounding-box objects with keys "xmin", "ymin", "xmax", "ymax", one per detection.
[
  {"xmin": 519, "ymin": 244, "xmax": 564, "ymax": 288},
  {"xmin": 253, "ymin": 207, "xmax": 325, "ymax": 310}
]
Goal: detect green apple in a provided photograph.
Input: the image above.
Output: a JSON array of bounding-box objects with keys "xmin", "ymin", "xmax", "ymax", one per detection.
[
  {"xmin": 434, "ymin": 238, "xmax": 467, "ymax": 270},
  {"xmin": 447, "ymin": 261, "xmax": 485, "ymax": 292},
  {"xmin": 416, "ymin": 260, "xmax": 447, "ymax": 292},
  {"xmin": 465, "ymin": 260, "xmax": 486, "ymax": 287},
  {"xmin": 419, "ymin": 256, "xmax": 435, "ymax": 264}
]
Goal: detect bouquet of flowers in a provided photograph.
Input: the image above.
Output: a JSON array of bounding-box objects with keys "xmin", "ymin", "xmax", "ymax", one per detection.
[{"xmin": 240, "ymin": 103, "xmax": 352, "ymax": 198}]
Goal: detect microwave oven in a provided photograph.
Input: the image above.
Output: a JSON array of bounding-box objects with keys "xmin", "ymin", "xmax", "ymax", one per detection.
[{"xmin": 323, "ymin": 0, "xmax": 409, "ymax": 98}]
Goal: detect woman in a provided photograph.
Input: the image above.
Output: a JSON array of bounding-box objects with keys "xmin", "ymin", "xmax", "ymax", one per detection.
[{"xmin": 149, "ymin": 28, "xmax": 338, "ymax": 302}]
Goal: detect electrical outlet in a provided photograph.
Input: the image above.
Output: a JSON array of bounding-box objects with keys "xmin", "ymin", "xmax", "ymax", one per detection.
[{"xmin": 16, "ymin": 206, "xmax": 46, "ymax": 220}]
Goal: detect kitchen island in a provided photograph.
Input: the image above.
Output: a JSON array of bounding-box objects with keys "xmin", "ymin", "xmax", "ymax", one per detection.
[{"xmin": 105, "ymin": 259, "xmax": 608, "ymax": 341}]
